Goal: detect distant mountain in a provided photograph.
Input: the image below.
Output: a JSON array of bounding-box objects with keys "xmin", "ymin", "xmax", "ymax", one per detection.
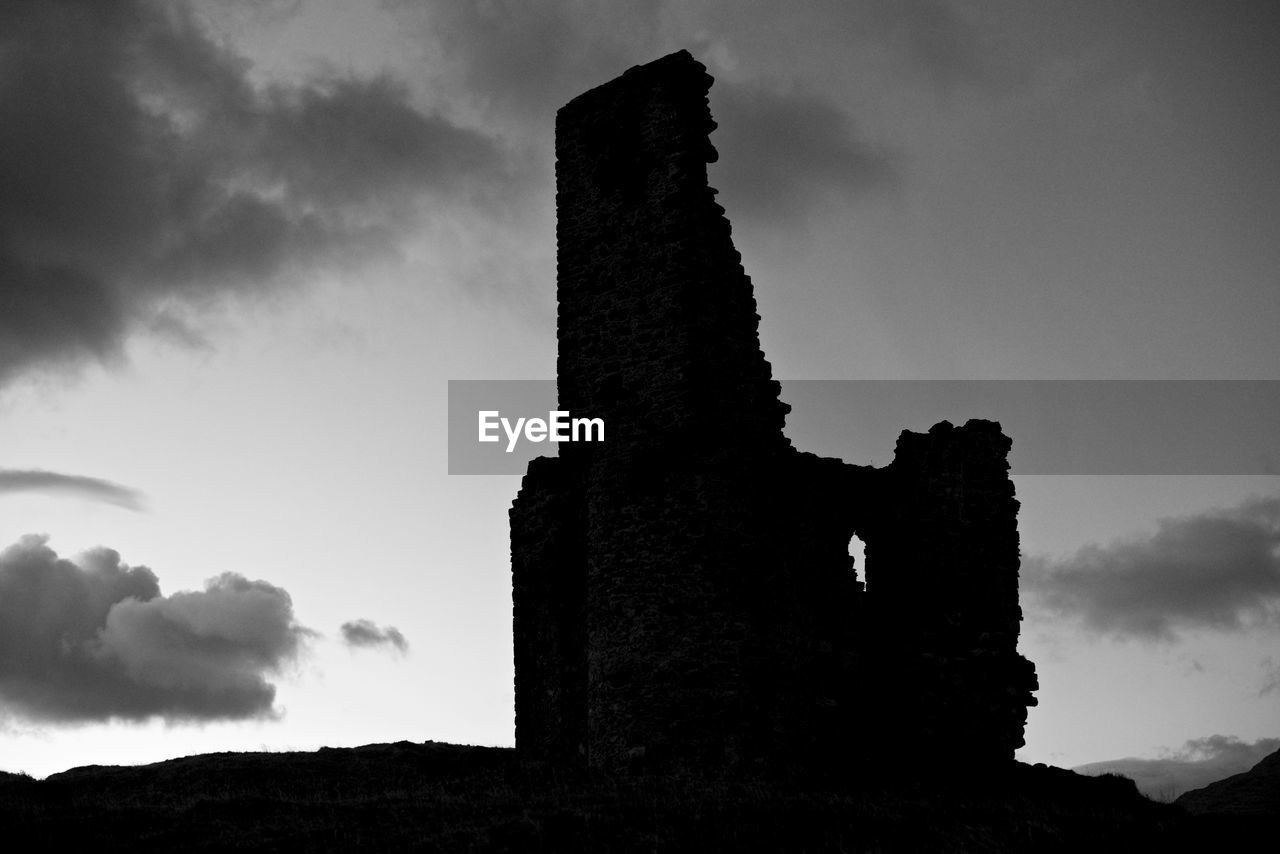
[
  {"xmin": 1176, "ymin": 747, "xmax": 1280, "ymax": 816},
  {"xmin": 1074, "ymin": 737, "xmax": 1280, "ymax": 802}
]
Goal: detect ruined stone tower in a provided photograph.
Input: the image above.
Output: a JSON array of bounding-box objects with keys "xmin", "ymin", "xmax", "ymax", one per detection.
[{"xmin": 511, "ymin": 50, "xmax": 1037, "ymax": 776}]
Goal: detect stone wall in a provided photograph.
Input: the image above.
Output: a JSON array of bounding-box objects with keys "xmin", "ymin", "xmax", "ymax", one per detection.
[
  {"xmin": 858, "ymin": 420, "xmax": 1040, "ymax": 767},
  {"xmin": 511, "ymin": 50, "xmax": 1037, "ymax": 777}
]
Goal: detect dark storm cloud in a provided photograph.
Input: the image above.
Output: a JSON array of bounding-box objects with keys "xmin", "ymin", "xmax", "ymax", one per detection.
[
  {"xmin": 389, "ymin": 0, "xmax": 892, "ymax": 225},
  {"xmin": 1074, "ymin": 735, "xmax": 1280, "ymax": 801},
  {"xmin": 0, "ymin": 469, "xmax": 145, "ymax": 511},
  {"xmin": 340, "ymin": 619, "xmax": 409, "ymax": 653},
  {"xmin": 0, "ymin": 0, "xmax": 507, "ymax": 386},
  {"xmin": 0, "ymin": 535, "xmax": 310, "ymax": 722},
  {"xmin": 390, "ymin": 0, "xmax": 664, "ymax": 119},
  {"xmin": 701, "ymin": 0, "xmax": 995, "ymax": 89},
  {"xmin": 396, "ymin": 0, "xmax": 996, "ymax": 108},
  {"xmin": 1024, "ymin": 495, "xmax": 1280, "ymax": 641},
  {"xmin": 710, "ymin": 81, "xmax": 896, "ymax": 222}
]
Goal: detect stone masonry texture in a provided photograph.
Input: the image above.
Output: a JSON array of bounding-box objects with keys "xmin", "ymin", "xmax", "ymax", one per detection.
[{"xmin": 510, "ymin": 50, "xmax": 1038, "ymax": 777}]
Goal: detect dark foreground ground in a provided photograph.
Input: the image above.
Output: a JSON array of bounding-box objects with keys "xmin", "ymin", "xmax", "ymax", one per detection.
[{"xmin": 1, "ymin": 741, "xmax": 1271, "ymax": 852}]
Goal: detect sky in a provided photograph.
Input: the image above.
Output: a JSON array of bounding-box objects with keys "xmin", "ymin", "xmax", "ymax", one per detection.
[{"xmin": 1, "ymin": 0, "xmax": 1278, "ymax": 789}]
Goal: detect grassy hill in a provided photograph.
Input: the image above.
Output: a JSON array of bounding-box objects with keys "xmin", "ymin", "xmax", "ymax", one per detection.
[
  {"xmin": 1, "ymin": 741, "xmax": 1269, "ymax": 851},
  {"xmin": 1177, "ymin": 746, "xmax": 1280, "ymax": 817}
]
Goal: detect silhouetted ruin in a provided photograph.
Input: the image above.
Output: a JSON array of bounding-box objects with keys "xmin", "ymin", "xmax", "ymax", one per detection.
[{"xmin": 511, "ymin": 50, "xmax": 1038, "ymax": 776}]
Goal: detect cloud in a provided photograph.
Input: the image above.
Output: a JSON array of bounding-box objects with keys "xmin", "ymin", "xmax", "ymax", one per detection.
[
  {"xmin": 340, "ymin": 619, "xmax": 409, "ymax": 654},
  {"xmin": 0, "ymin": 469, "xmax": 145, "ymax": 511},
  {"xmin": 401, "ymin": 0, "xmax": 1000, "ymax": 112},
  {"xmin": 1260, "ymin": 657, "xmax": 1280, "ymax": 697},
  {"xmin": 709, "ymin": 80, "xmax": 896, "ymax": 223},
  {"xmin": 705, "ymin": 0, "xmax": 996, "ymax": 89},
  {"xmin": 835, "ymin": 0, "xmax": 993, "ymax": 90},
  {"xmin": 1074, "ymin": 735, "xmax": 1280, "ymax": 801},
  {"xmin": 389, "ymin": 0, "xmax": 664, "ymax": 122},
  {"xmin": 0, "ymin": 0, "xmax": 508, "ymax": 387},
  {"xmin": 0, "ymin": 535, "xmax": 310, "ymax": 722},
  {"xmin": 1023, "ymin": 495, "xmax": 1280, "ymax": 641},
  {"xmin": 390, "ymin": 0, "xmax": 893, "ymax": 226}
]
